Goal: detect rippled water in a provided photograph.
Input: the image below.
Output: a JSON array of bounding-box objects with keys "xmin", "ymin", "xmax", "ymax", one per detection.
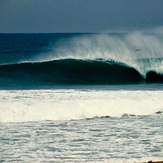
[
  {"xmin": 0, "ymin": 85, "xmax": 163, "ymax": 162},
  {"xmin": 1, "ymin": 115, "xmax": 163, "ymax": 162}
]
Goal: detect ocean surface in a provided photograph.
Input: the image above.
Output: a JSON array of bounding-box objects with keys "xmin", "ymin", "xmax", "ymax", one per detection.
[{"xmin": 0, "ymin": 33, "xmax": 163, "ymax": 162}]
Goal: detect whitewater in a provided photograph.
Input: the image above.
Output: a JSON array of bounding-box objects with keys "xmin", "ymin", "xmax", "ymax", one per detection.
[{"xmin": 0, "ymin": 32, "xmax": 163, "ymax": 162}]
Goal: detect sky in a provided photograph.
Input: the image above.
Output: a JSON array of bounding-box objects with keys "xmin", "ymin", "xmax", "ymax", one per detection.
[{"xmin": 0, "ymin": 0, "xmax": 163, "ymax": 33}]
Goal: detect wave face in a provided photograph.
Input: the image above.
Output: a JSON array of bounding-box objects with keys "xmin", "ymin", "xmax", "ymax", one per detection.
[
  {"xmin": 0, "ymin": 59, "xmax": 144, "ymax": 87},
  {"xmin": 0, "ymin": 33, "xmax": 163, "ymax": 87}
]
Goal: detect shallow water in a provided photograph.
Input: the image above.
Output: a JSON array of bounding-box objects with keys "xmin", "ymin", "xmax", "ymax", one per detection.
[
  {"xmin": 0, "ymin": 85, "xmax": 163, "ymax": 162},
  {"xmin": 1, "ymin": 115, "xmax": 163, "ymax": 162}
]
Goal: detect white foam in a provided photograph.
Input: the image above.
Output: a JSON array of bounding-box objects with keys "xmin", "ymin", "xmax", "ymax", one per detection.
[{"xmin": 0, "ymin": 88, "xmax": 163, "ymax": 123}]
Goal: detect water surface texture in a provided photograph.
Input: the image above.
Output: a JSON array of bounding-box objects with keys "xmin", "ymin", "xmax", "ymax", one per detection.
[{"xmin": 0, "ymin": 33, "xmax": 163, "ymax": 162}]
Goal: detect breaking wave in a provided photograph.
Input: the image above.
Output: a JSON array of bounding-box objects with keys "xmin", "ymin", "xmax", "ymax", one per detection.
[
  {"xmin": 0, "ymin": 32, "xmax": 163, "ymax": 87},
  {"xmin": 0, "ymin": 58, "xmax": 162, "ymax": 88}
]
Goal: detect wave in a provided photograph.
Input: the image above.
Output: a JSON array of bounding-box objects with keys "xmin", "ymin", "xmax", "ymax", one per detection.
[
  {"xmin": 1, "ymin": 32, "xmax": 163, "ymax": 88},
  {"xmin": 0, "ymin": 58, "xmax": 162, "ymax": 87},
  {"xmin": 0, "ymin": 58, "xmax": 142, "ymax": 86},
  {"xmin": 1, "ymin": 89, "xmax": 163, "ymax": 123}
]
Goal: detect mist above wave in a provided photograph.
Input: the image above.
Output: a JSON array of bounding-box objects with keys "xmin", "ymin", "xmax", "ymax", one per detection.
[{"xmin": 37, "ymin": 32, "xmax": 163, "ymax": 76}]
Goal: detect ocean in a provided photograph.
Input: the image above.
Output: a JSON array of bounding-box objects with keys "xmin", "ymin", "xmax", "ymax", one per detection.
[{"xmin": 0, "ymin": 33, "xmax": 163, "ymax": 162}]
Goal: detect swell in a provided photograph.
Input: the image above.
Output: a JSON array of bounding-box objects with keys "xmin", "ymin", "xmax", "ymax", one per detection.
[
  {"xmin": 0, "ymin": 59, "xmax": 142, "ymax": 86},
  {"xmin": 0, "ymin": 58, "xmax": 162, "ymax": 87}
]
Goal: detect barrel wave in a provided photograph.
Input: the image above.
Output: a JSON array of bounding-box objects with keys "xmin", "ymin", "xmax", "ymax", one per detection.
[
  {"xmin": 0, "ymin": 59, "xmax": 142, "ymax": 87},
  {"xmin": 0, "ymin": 58, "xmax": 162, "ymax": 88},
  {"xmin": 0, "ymin": 33, "xmax": 163, "ymax": 88}
]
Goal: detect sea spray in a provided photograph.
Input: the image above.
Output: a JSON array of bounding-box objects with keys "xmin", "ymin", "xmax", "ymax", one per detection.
[{"xmin": 39, "ymin": 32, "xmax": 163, "ymax": 76}]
